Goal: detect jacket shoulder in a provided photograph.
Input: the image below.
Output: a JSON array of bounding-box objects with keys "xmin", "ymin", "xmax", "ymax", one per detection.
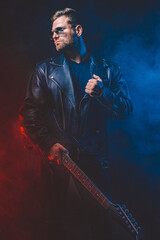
[
  {"xmin": 35, "ymin": 57, "xmax": 53, "ymax": 70},
  {"xmin": 35, "ymin": 53, "xmax": 64, "ymax": 70},
  {"xmin": 92, "ymin": 55, "xmax": 120, "ymax": 70},
  {"xmin": 102, "ymin": 58, "xmax": 120, "ymax": 70}
]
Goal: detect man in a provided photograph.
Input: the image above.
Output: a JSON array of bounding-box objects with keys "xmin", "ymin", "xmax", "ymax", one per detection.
[{"xmin": 20, "ymin": 8, "xmax": 133, "ymax": 240}]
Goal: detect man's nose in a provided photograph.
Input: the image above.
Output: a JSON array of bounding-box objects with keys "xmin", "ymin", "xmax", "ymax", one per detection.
[{"xmin": 52, "ymin": 31, "xmax": 59, "ymax": 39}]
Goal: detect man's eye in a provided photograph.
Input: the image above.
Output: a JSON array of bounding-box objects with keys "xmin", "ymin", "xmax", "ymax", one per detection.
[
  {"xmin": 56, "ymin": 27, "xmax": 64, "ymax": 33},
  {"xmin": 52, "ymin": 27, "xmax": 65, "ymax": 36},
  {"xmin": 57, "ymin": 27, "xmax": 63, "ymax": 31}
]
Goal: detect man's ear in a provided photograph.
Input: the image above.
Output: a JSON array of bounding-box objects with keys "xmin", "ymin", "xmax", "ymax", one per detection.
[{"xmin": 75, "ymin": 25, "xmax": 83, "ymax": 37}]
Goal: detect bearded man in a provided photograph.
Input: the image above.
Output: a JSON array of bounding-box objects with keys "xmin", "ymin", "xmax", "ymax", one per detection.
[{"xmin": 20, "ymin": 8, "xmax": 133, "ymax": 240}]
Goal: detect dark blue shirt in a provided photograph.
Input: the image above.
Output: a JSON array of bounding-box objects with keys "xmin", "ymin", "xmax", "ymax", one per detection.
[{"xmin": 68, "ymin": 56, "xmax": 92, "ymax": 108}]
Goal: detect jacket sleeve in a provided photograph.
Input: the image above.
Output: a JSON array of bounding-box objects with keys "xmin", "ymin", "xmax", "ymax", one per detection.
[
  {"xmin": 96, "ymin": 64, "xmax": 133, "ymax": 120},
  {"xmin": 19, "ymin": 65, "xmax": 58, "ymax": 153}
]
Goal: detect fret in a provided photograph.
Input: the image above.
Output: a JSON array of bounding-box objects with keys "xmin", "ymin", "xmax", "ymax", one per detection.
[
  {"xmin": 73, "ymin": 166, "xmax": 79, "ymax": 174},
  {"xmin": 70, "ymin": 164, "xmax": 76, "ymax": 172},
  {"xmin": 76, "ymin": 171, "xmax": 81, "ymax": 177},
  {"xmin": 68, "ymin": 163, "xmax": 76, "ymax": 171},
  {"xmin": 64, "ymin": 160, "xmax": 70, "ymax": 167},
  {"xmin": 72, "ymin": 168, "xmax": 80, "ymax": 177},
  {"xmin": 98, "ymin": 194, "xmax": 106, "ymax": 204},
  {"xmin": 68, "ymin": 162, "xmax": 74, "ymax": 169},
  {"xmin": 84, "ymin": 179, "xmax": 90, "ymax": 187},
  {"xmin": 87, "ymin": 183, "xmax": 94, "ymax": 191},
  {"xmin": 65, "ymin": 156, "xmax": 69, "ymax": 162},
  {"xmin": 66, "ymin": 160, "xmax": 72, "ymax": 167},
  {"xmin": 90, "ymin": 186, "xmax": 97, "ymax": 194},
  {"xmin": 73, "ymin": 168, "xmax": 79, "ymax": 174},
  {"xmin": 102, "ymin": 199, "xmax": 110, "ymax": 209},
  {"xmin": 81, "ymin": 176, "xmax": 87, "ymax": 184},
  {"xmin": 94, "ymin": 190, "xmax": 102, "ymax": 200},
  {"xmin": 78, "ymin": 172, "xmax": 84, "ymax": 180},
  {"xmin": 74, "ymin": 169, "xmax": 82, "ymax": 178}
]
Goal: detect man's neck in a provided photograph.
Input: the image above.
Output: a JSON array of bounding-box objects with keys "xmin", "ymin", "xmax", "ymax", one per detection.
[{"xmin": 65, "ymin": 38, "xmax": 87, "ymax": 64}]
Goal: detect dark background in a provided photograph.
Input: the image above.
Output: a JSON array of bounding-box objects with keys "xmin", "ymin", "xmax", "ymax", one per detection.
[{"xmin": 0, "ymin": 0, "xmax": 160, "ymax": 239}]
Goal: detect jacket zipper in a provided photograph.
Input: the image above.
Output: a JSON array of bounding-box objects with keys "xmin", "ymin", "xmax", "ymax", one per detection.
[
  {"xmin": 59, "ymin": 90, "xmax": 65, "ymax": 131},
  {"xmin": 78, "ymin": 56, "xmax": 95, "ymax": 111}
]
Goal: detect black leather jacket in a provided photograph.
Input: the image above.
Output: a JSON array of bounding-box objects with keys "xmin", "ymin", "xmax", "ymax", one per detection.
[{"xmin": 19, "ymin": 53, "xmax": 132, "ymax": 163}]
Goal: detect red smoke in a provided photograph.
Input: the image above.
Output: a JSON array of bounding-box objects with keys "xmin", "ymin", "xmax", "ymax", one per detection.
[{"xmin": 0, "ymin": 120, "xmax": 48, "ymax": 240}]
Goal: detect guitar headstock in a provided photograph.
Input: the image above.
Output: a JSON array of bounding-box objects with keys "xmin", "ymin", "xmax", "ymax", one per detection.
[{"xmin": 112, "ymin": 203, "xmax": 142, "ymax": 238}]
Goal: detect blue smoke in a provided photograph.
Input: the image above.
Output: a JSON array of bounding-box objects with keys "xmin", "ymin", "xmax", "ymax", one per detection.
[
  {"xmin": 112, "ymin": 22, "xmax": 160, "ymax": 159},
  {"xmin": 104, "ymin": 11, "xmax": 160, "ymax": 240}
]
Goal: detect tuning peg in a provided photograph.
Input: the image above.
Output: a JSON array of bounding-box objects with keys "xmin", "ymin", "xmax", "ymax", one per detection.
[
  {"xmin": 122, "ymin": 204, "xmax": 126, "ymax": 209},
  {"xmin": 125, "ymin": 209, "xmax": 129, "ymax": 215},
  {"xmin": 134, "ymin": 222, "xmax": 138, "ymax": 227},
  {"xmin": 131, "ymin": 218, "xmax": 135, "ymax": 223},
  {"xmin": 122, "ymin": 216, "xmax": 126, "ymax": 220},
  {"xmin": 116, "ymin": 206, "xmax": 120, "ymax": 211},
  {"xmin": 137, "ymin": 227, "xmax": 141, "ymax": 232},
  {"xmin": 125, "ymin": 220, "xmax": 129, "ymax": 225},
  {"xmin": 128, "ymin": 213, "xmax": 132, "ymax": 218}
]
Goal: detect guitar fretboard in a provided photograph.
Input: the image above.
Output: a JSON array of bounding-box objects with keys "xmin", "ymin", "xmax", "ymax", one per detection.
[{"xmin": 62, "ymin": 153, "xmax": 112, "ymax": 210}]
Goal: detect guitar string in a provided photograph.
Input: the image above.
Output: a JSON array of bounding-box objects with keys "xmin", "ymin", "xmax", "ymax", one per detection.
[{"xmin": 64, "ymin": 155, "xmax": 130, "ymax": 216}]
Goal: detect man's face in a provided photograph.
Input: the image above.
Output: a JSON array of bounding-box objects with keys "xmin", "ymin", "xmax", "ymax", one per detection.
[{"xmin": 52, "ymin": 16, "xmax": 77, "ymax": 52}]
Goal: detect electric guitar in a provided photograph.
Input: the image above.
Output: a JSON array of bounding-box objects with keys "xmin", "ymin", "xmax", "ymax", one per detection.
[
  {"xmin": 61, "ymin": 152, "xmax": 142, "ymax": 240},
  {"xmin": 46, "ymin": 111, "xmax": 142, "ymax": 239}
]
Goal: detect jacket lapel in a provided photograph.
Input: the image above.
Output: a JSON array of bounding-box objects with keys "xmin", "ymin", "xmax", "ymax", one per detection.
[
  {"xmin": 90, "ymin": 56, "xmax": 107, "ymax": 80},
  {"xmin": 48, "ymin": 54, "xmax": 106, "ymax": 110},
  {"xmin": 49, "ymin": 54, "xmax": 76, "ymax": 109}
]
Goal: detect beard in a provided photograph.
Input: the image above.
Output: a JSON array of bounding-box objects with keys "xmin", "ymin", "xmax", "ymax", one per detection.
[
  {"xmin": 55, "ymin": 41, "xmax": 75, "ymax": 53},
  {"xmin": 55, "ymin": 32, "xmax": 78, "ymax": 53}
]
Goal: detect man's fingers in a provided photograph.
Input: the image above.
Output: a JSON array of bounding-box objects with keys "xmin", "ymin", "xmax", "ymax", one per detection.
[
  {"xmin": 85, "ymin": 88, "xmax": 92, "ymax": 94},
  {"xmin": 85, "ymin": 75, "xmax": 103, "ymax": 96},
  {"xmin": 93, "ymin": 74, "xmax": 102, "ymax": 82},
  {"xmin": 86, "ymin": 81, "xmax": 97, "ymax": 89},
  {"xmin": 85, "ymin": 88, "xmax": 99, "ymax": 95},
  {"xmin": 88, "ymin": 79, "xmax": 98, "ymax": 84},
  {"xmin": 59, "ymin": 144, "xmax": 67, "ymax": 152},
  {"xmin": 48, "ymin": 143, "xmax": 67, "ymax": 165}
]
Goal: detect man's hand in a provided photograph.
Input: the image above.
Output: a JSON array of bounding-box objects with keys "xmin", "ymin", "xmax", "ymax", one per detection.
[
  {"xmin": 48, "ymin": 143, "xmax": 67, "ymax": 165},
  {"xmin": 85, "ymin": 74, "xmax": 103, "ymax": 96}
]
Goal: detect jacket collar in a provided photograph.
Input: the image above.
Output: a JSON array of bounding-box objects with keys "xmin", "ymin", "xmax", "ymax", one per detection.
[
  {"xmin": 50, "ymin": 53, "xmax": 65, "ymax": 67},
  {"xmin": 49, "ymin": 53, "xmax": 98, "ymax": 67}
]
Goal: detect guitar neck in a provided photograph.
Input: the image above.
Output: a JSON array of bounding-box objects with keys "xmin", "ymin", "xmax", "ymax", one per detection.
[{"xmin": 62, "ymin": 153, "xmax": 112, "ymax": 211}]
